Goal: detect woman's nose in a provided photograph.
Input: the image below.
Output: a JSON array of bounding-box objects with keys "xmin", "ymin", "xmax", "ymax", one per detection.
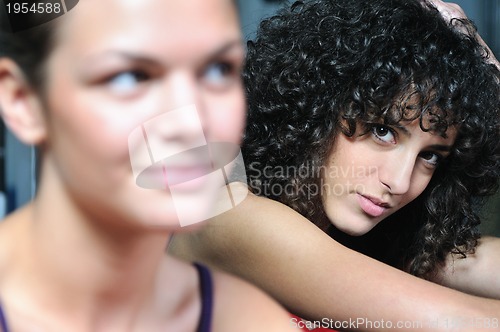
[
  {"xmin": 378, "ymin": 150, "xmax": 416, "ymax": 195},
  {"xmin": 128, "ymin": 73, "xmax": 208, "ymax": 180},
  {"xmin": 143, "ymin": 73, "xmax": 207, "ymax": 157}
]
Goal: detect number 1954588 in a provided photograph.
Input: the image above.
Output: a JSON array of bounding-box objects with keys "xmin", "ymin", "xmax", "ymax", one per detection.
[{"xmin": 6, "ymin": 2, "xmax": 62, "ymax": 14}]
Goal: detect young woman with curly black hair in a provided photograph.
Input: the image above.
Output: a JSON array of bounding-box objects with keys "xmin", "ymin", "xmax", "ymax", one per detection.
[
  {"xmin": 240, "ymin": 0, "xmax": 500, "ymax": 280},
  {"xmin": 172, "ymin": 0, "xmax": 500, "ymax": 329}
]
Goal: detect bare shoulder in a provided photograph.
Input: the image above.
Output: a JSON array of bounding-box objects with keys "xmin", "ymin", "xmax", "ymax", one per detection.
[
  {"xmin": 170, "ymin": 183, "xmax": 319, "ymax": 258},
  {"xmin": 169, "ymin": 182, "xmax": 336, "ymax": 278},
  {"xmin": 156, "ymin": 256, "xmax": 296, "ymax": 331},
  {"xmin": 210, "ymin": 269, "xmax": 296, "ymax": 332},
  {"xmin": 168, "ymin": 184, "xmax": 343, "ymax": 320}
]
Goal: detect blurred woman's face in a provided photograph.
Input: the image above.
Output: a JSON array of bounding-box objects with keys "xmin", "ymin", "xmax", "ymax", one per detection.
[{"xmin": 41, "ymin": 0, "xmax": 245, "ymax": 229}]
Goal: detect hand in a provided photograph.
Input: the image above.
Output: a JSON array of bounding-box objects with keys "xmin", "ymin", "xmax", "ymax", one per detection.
[
  {"xmin": 427, "ymin": 0, "xmax": 500, "ymax": 69},
  {"xmin": 427, "ymin": 0, "xmax": 467, "ymax": 22}
]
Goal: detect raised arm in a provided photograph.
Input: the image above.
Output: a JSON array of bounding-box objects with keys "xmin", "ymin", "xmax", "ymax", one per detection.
[
  {"xmin": 170, "ymin": 186, "xmax": 500, "ymax": 331},
  {"xmin": 425, "ymin": 0, "xmax": 500, "ymax": 299},
  {"xmin": 428, "ymin": 0, "xmax": 500, "ymax": 69}
]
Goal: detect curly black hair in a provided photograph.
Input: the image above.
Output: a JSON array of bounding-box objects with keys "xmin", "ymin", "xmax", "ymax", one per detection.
[{"xmin": 242, "ymin": 0, "xmax": 500, "ymax": 278}]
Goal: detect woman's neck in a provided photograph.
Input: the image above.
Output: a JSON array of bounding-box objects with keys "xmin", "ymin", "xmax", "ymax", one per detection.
[{"xmin": 4, "ymin": 161, "xmax": 177, "ymax": 329}]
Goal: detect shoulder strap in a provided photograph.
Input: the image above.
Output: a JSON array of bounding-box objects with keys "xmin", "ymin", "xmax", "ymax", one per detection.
[
  {"xmin": 194, "ymin": 263, "xmax": 213, "ymax": 332},
  {"xmin": 0, "ymin": 300, "xmax": 9, "ymax": 332}
]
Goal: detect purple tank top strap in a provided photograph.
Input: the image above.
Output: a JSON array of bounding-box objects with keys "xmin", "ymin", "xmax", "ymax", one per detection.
[
  {"xmin": 194, "ymin": 262, "xmax": 213, "ymax": 332},
  {"xmin": 0, "ymin": 300, "xmax": 9, "ymax": 332}
]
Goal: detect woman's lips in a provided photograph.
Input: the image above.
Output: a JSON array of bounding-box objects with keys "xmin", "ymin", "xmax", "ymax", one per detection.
[
  {"xmin": 164, "ymin": 165, "xmax": 212, "ymax": 186},
  {"xmin": 136, "ymin": 163, "xmax": 213, "ymax": 190},
  {"xmin": 356, "ymin": 194, "xmax": 390, "ymax": 218}
]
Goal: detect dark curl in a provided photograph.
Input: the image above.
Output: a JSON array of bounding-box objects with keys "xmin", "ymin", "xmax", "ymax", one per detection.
[{"xmin": 242, "ymin": 0, "xmax": 500, "ymax": 278}]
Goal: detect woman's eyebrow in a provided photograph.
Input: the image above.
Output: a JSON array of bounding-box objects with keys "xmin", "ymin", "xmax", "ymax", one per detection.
[
  {"xmin": 394, "ymin": 124, "xmax": 411, "ymax": 137},
  {"xmin": 80, "ymin": 51, "xmax": 160, "ymax": 68},
  {"xmin": 393, "ymin": 125, "xmax": 454, "ymax": 151},
  {"xmin": 81, "ymin": 40, "xmax": 243, "ymax": 66},
  {"xmin": 202, "ymin": 39, "xmax": 244, "ymax": 64},
  {"xmin": 428, "ymin": 144, "xmax": 453, "ymax": 152}
]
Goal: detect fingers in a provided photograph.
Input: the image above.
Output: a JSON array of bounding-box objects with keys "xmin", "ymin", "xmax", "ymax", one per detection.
[
  {"xmin": 426, "ymin": 0, "xmax": 467, "ymax": 22},
  {"xmin": 426, "ymin": 0, "xmax": 500, "ymax": 69}
]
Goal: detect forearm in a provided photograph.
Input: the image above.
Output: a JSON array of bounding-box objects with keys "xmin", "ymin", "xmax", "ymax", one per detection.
[
  {"xmin": 317, "ymin": 243, "xmax": 500, "ymax": 331},
  {"xmin": 171, "ymin": 194, "xmax": 500, "ymax": 331},
  {"xmin": 173, "ymin": 227, "xmax": 500, "ymax": 332},
  {"xmin": 433, "ymin": 236, "xmax": 500, "ymax": 300},
  {"xmin": 260, "ymin": 233, "xmax": 500, "ymax": 331}
]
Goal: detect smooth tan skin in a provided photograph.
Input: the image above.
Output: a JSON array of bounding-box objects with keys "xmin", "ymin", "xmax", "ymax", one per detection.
[
  {"xmin": 434, "ymin": 236, "xmax": 500, "ymax": 299},
  {"xmin": 0, "ymin": 208, "xmax": 293, "ymax": 332},
  {"xmin": 171, "ymin": 1, "xmax": 500, "ymax": 331},
  {"xmin": 0, "ymin": 0, "xmax": 296, "ymax": 331},
  {"xmin": 171, "ymin": 187, "xmax": 500, "ymax": 332}
]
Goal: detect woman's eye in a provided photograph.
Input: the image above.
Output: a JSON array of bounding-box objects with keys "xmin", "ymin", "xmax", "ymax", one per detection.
[
  {"xmin": 201, "ymin": 62, "xmax": 237, "ymax": 89},
  {"xmin": 107, "ymin": 71, "xmax": 149, "ymax": 94},
  {"xmin": 419, "ymin": 151, "xmax": 442, "ymax": 167},
  {"xmin": 371, "ymin": 125, "xmax": 396, "ymax": 144}
]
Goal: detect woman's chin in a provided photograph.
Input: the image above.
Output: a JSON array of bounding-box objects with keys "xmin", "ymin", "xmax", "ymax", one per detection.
[{"xmin": 331, "ymin": 218, "xmax": 379, "ymax": 237}]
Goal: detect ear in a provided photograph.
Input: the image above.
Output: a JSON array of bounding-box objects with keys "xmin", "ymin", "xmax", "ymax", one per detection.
[{"xmin": 0, "ymin": 58, "xmax": 47, "ymax": 145}]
